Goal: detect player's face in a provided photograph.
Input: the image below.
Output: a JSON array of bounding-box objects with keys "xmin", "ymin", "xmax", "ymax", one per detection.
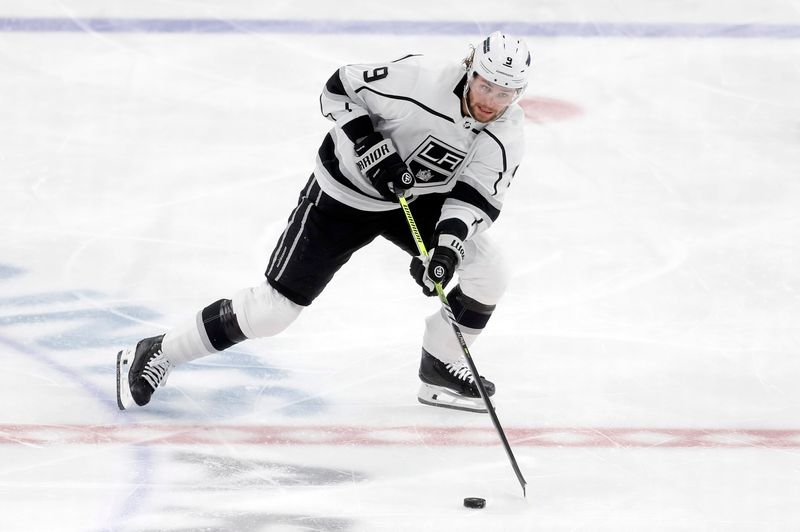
[{"xmin": 464, "ymin": 74, "xmax": 518, "ymax": 122}]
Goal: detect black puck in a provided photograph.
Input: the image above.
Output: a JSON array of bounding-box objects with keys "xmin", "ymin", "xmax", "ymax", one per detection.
[{"xmin": 463, "ymin": 497, "xmax": 486, "ymax": 509}]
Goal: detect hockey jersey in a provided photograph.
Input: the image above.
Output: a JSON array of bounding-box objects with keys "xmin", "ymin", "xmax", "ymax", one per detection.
[{"xmin": 316, "ymin": 54, "xmax": 525, "ymax": 241}]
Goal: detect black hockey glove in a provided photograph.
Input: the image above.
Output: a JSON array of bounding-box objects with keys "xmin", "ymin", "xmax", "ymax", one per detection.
[
  {"xmin": 354, "ymin": 133, "xmax": 415, "ymax": 201},
  {"xmin": 410, "ymin": 233, "xmax": 466, "ymax": 297}
]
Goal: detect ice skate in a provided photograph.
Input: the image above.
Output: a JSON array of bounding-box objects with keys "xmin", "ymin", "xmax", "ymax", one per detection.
[
  {"xmin": 417, "ymin": 348, "xmax": 495, "ymax": 413},
  {"xmin": 116, "ymin": 335, "xmax": 173, "ymax": 410}
]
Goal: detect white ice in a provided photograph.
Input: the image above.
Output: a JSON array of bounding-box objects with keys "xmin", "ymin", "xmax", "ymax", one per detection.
[{"xmin": 1, "ymin": 1, "xmax": 800, "ymax": 531}]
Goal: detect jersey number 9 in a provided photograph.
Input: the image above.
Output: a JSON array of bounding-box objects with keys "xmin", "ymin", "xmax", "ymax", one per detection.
[{"xmin": 363, "ymin": 67, "xmax": 389, "ymax": 83}]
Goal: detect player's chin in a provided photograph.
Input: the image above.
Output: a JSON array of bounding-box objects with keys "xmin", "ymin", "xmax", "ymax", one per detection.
[
  {"xmin": 475, "ymin": 110, "xmax": 499, "ymax": 123},
  {"xmin": 471, "ymin": 104, "xmax": 500, "ymax": 122}
]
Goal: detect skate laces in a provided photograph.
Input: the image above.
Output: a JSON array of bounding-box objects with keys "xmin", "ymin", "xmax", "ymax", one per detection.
[
  {"xmin": 142, "ymin": 351, "xmax": 173, "ymax": 390},
  {"xmin": 445, "ymin": 359, "xmax": 475, "ymax": 383}
]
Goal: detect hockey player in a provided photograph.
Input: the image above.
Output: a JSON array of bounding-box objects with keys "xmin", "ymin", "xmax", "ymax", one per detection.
[{"xmin": 117, "ymin": 31, "xmax": 531, "ymax": 413}]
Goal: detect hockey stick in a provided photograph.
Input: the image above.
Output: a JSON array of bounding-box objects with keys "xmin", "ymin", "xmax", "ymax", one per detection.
[{"xmin": 398, "ymin": 195, "xmax": 528, "ymax": 498}]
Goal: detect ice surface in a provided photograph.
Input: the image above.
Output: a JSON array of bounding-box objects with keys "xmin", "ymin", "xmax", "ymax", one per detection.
[{"xmin": 1, "ymin": 1, "xmax": 799, "ymax": 530}]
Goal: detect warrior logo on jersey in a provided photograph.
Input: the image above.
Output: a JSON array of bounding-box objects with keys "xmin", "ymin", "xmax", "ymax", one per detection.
[{"xmin": 407, "ymin": 136, "xmax": 467, "ymax": 185}]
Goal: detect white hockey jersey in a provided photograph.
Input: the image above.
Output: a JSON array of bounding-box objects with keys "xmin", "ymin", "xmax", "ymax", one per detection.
[{"xmin": 316, "ymin": 54, "xmax": 525, "ymax": 240}]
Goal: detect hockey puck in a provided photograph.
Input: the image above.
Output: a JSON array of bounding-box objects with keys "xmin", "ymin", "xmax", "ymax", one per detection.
[{"xmin": 463, "ymin": 497, "xmax": 486, "ymax": 509}]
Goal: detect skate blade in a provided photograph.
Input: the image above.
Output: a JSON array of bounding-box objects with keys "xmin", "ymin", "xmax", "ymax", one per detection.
[
  {"xmin": 417, "ymin": 383, "xmax": 488, "ymax": 414},
  {"xmin": 116, "ymin": 348, "xmax": 134, "ymax": 410}
]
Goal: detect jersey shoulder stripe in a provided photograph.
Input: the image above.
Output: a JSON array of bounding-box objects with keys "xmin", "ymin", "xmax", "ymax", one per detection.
[
  {"xmin": 354, "ymin": 86, "xmax": 454, "ymax": 123},
  {"xmin": 392, "ymin": 54, "xmax": 422, "ymax": 63},
  {"xmin": 482, "ymin": 129, "xmax": 507, "ymax": 172}
]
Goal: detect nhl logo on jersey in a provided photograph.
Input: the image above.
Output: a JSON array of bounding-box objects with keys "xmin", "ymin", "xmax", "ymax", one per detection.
[{"xmin": 407, "ymin": 135, "xmax": 467, "ymax": 185}]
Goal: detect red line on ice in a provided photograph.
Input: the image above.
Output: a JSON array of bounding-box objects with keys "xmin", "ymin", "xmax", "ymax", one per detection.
[{"xmin": 1, "ymin": 424, "xmax": 799, "ymax": 448}]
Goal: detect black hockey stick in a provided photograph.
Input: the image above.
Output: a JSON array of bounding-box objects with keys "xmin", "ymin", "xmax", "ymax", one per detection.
[{"xmin": 398, "ymin": 196, "xmax": 528, "ymax": 498}]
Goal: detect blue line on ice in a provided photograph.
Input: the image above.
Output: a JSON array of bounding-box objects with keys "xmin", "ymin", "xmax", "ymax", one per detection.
[{"xmin": 1, "ymin": 18, "xmax": 799, "ymax": 38}]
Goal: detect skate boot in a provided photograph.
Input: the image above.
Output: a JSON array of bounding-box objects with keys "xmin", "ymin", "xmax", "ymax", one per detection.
[
  {"xmin": 417, "ymin": 348, "xmax": 495, "ymax": 413},
  {"xmin": 116, "ymin": 335, "xmax": 173, "ymax": 410}
]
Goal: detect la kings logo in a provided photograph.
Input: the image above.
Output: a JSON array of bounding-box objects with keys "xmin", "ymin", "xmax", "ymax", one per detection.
[{"xmin": 407, "ymin": 136, "xmax": 466, "ymax": 185}]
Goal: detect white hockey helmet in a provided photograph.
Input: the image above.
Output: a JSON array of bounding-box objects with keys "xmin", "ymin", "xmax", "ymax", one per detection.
[{"xmin": 468, "ymin": 31, "xmax": 531, "ymax": 93}]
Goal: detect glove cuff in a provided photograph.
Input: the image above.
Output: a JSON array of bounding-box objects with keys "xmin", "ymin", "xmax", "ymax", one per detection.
[
  {"xmin": 353, "ymin": 132, "xmax": 383, "ymax": 154},
  {"xmin": 342, "ymin": 115, "xmax": 376, "ymax": 144},
  {"xmin": 433, "ymin": 218, "xmax": 468, "ymax": 266},
  {"xmin": 435, "ymin": 232, "xmax": 466, "ymax": 266}
]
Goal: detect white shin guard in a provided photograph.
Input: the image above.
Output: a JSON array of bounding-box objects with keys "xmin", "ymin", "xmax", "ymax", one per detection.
[
  {"xmin": 232, "ymin": 282, "xmax": 303, "ymax": 339},
  {"xmin": 161, "ymin": 281, "xmax": 303, "ymax": 366},
  {"xmin": 422, "ymin": 232, "xmax": 509, "ymax": 364}
]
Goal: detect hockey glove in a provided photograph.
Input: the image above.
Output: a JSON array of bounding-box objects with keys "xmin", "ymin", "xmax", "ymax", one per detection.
[
  {"xmin": 409, "ymin": 233, "xmax": 466, "ymax": 296},
  {"xmin": 354, "ymin": 133, "xmax": 415, "ymax": 201}
]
